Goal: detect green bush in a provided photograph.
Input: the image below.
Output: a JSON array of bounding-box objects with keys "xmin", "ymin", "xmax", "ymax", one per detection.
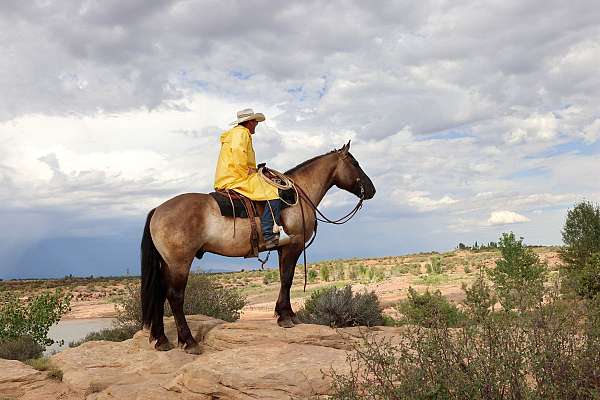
[
  {"xmin": 172, "ymin": 273, "xmax": 246, "ymax": 322},
  {"xmin": 116, "ymin": 273, "xmax": 246, "ymax": 327},
  {"xmin": 308, "ymin": 269, "xmax": 318, "ymax": 283},
  {"xmin": 262, "ymin": 269, "xmax": 278, "ymax": 285},
  {"xmin": 396, "ymin": 287, "xmax": 465, "ymax": 328},
  {"xmin": 329, "ymin": 289, "xmax": 600, "ymax": 399},
  {"xmin": 561, "ymin": 201, "xmax": 600, "ymax": 298},
  {"xmin": 569, "ymin": 254, "xmax": 600, "ymax": 299},
  {"xmin": 462, "ymin": 275, "xmax": 495, "ymax": 322},
  {"xmin": 320, "ymin": 265, "xmax": 331, "ymax": 282},
  {"xmin": 426, "ymin": 256, "xmax": 444, "ymax": 274},
  {"xmin": 114, "ymin": 283, "xmax": 143, "ymax": 329},
  {"xmin": 0, "ymin": 289, "xmax": 71, "ymax": 348},
  {"xmin": 0, "ymin": 335, "xmax": 44, "ymax": 361},
  {"xmin": 390, "ymin": 264, "xmax": 409, "ymax": 276},
  {"xmin": 297, "ymin": 285, "xmax": 383, "ymax": 327},
  {"xmin": 488, "ymin": 233, "xmax": 546, "ymax": 312},
  {"xmin": 561, "ymin": 201, "xmax": 600, "ymax": 268}
]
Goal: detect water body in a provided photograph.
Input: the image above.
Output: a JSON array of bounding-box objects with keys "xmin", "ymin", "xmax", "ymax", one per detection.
[{"xmin": 45, "ymin": 318, "xmax": 115, "ymax": 355}]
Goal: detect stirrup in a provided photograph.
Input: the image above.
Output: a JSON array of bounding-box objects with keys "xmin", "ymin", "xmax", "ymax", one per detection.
[{"xmin": 276, "ymin": 225, "xmax": 292, "ymax": 246}]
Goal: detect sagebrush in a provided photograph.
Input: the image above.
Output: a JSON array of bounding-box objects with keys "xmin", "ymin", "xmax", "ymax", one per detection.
[{"xmin": 297, "ymin": 285, "xmax": 383, "ymax": 327}]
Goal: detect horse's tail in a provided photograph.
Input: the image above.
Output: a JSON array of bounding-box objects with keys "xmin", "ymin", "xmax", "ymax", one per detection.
[{"xmin": 140, "ymin": 208, "xmax": 166, "ymax": 341}]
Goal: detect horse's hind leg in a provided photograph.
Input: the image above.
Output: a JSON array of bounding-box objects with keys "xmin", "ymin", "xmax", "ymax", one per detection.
[
  {"xmin": 166, "ymin": 267, "xmax": 202, "ymax": 355},
  {"xmin": 275, "ymin": 245, "xmax": 302, "ymax": 328},
  {"xmin": 153, "ymin": 292, "xmax": 173, "ymax": 351}
]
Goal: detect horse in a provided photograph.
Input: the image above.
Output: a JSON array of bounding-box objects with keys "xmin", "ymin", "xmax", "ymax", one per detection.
[{"xmin": 140, "ymin": 141, "xmax": 376, "ymax": 354}]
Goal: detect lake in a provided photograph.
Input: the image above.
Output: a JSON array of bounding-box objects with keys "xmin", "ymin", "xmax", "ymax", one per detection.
[{"xmin": 45, "ymin": 318, "xmax": 115, "ymax": 355}]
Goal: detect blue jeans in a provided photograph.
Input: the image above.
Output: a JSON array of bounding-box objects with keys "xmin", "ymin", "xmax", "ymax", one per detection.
[{"xmin": 261, "ymin": 199, "xmax": 281, "ymax": 240}]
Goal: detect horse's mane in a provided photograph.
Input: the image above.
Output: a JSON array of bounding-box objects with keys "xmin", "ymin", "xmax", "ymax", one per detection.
[{"xmin": 285, "ymin": 149, "xmax": 339, "ymax": 175}]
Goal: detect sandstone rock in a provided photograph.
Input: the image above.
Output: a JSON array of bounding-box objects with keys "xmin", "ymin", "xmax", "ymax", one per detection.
[
  {"xmin": 0, "ymin": 359, "xmax": 80, "ymax": 400},
  {"xmin": 0, "ymin": 360, "xmax": 46, "ymax": 398},
  {"xmin": 2, "ymin": 316, "xmax": 402, "ymax": 399}
]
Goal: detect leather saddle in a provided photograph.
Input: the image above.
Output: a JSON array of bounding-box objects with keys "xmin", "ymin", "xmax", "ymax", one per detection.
[{"xmin": 209, "ymin": 189, "xmax": 296, "ymax": 258}]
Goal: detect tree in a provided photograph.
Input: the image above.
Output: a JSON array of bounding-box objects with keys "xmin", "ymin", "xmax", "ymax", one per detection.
[
  {"xmin": 488, "ymin": 233, "xmax": 546, "ymax": 312},
  {"xmin": 561, "ymin": 201, "xmax": 600, "ymax": 268},
  {"xmin": 0, "ymin": 289, "xmax": 71, "ymax": 347}
]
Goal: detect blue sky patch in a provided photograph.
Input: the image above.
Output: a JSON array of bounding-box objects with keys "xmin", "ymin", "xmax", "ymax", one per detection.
[
  {"xmin": 230, "ymin": 70, "xmax": 252, "ymax": 80},
  {"xmin": 506, "ymin": 167, "xmax": 550, "ymax": 180},
  {"xmin": 415, "ymin": 130, "xmax": 472, "ymax": 141},
  {"xmin": 529, "ymin": 139, "xmax": 600, "ymax": 159}
]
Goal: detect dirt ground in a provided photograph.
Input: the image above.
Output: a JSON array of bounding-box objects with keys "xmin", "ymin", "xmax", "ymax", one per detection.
[{"xmin": 2, "ymin": 247, "xmax": 562, "ymax": 321}]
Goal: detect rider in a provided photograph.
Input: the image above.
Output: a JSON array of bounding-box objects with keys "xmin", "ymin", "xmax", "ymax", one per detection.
[{"xmin": 214, "ymin": 108, "xmax": 285, "ymax": 250}]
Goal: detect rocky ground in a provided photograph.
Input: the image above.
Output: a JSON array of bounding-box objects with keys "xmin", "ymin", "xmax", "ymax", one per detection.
[{"xmin": 0, "ymin": 315, "xmax": 405, "ymax": 399}]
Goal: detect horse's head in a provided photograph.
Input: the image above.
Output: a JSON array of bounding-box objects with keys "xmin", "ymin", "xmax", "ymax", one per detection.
[{"xmin": 333, "ymin": 141, "xmax": 376, "ymax": 200}]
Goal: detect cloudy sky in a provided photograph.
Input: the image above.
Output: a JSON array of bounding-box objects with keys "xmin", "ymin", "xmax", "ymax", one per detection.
[{"xmin": 1, "ymin": 1, "xmax": 599, "ymax": 278}]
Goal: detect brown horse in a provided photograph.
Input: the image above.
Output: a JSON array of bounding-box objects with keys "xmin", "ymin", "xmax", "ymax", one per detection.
[{"xmin": 140, "ymin": 141, "xmax": 376, "ymax": 354}]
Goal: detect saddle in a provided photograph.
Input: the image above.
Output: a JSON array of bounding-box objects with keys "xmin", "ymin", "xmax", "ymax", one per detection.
[{"xmin": 209, "ymin": 188, "xmax": 297, "ymax": 258}]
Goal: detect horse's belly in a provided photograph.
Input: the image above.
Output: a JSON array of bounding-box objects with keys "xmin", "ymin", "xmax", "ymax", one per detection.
[{"xmin": 202, "ymin": 218, "xmax": 257, "ymax": 257}]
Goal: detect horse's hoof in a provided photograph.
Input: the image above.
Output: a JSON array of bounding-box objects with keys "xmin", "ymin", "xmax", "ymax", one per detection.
[
  {"xmin": 184, "ymin": 343, "xmax": 203, "ymax": 355},
  {"xmin": 291, "ymin": 316, "xmax": 303, "ymax": 325},
  {"xmin": 155, "ymin": 340, "xmax": 173, "ymax": 351},
  {"xmin": 278, "ymin": 318, "xmax": 295, "ymax": 328}
]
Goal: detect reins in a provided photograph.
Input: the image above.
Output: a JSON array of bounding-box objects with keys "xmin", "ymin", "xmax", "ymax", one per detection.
[{"xmin": 259, "ymin": 166, "xmax": 365, "ymax": 291}]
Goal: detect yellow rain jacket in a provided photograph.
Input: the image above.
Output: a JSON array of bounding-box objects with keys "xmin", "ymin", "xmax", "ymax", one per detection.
[{"xmin": 214, "ymin": 125, "xmax": 279, "ymax": 201}]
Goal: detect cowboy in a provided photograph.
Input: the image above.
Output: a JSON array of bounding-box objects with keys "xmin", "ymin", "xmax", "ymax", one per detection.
[{"xmin": 214, "ymin": 109, "xmax": 284, "ymax": 250}]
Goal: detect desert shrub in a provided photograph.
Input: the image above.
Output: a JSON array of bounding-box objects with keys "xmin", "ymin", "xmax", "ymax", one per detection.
[
  {"xmin": 462, "ymin": 274, "xmax": 495, "ymax": 322},
  {"xmin": 172, "ymin": 273, "xmax": 246, "ymax": 322},
  {"xmin": 413, "ymin": 273, "xmax": 450, "ymax": 286},
  {"xmin": 114, "ymin": 283, "xmax": 143, "ymax": 329},
  {"xmin": 69, "ymin": 325, "xmax": 139, "ymax": 347},
  {"xmin": 320, "ymin": 265, "xmax": 331, "ymax": 282},
  {"xmin": 26, "ymin": 357, "xmax": 63, "ymax": 380},
  {"xmin": 262, "ymin": 269, "xmax": 278, "ymax": 285},
  {"xmin": 488, "ymin": 232, "xmax": 546, "ymax": 312},
  {"xmin": 569, "ymin": 254, "xmax": 600, "ymax": 299},
  {"xmin": 396, "ymin": 287, "xmax": 465, "ymax": 328},
  {"xmin": 0, "ymin": 335, "xmax": 44, "ymax": 361},
  {"xmin": 297, "ymin": 285, "xmax": 383, "ymax": 327},
  {"xmin": 348, "ymin": 265, "xmax": 359, "ymax": 281},
  {"xmin": 372, "ymin": 269, "xmax": 385, "ymax": 282},
  {"xmin": 426, "ymin": 256, "xmax": 444, "ymax": 274},
  {"xmin": 0, "ymin": 289, "xmax": 71, "ymax": 349},
  {"xmin": 390, "ymin": 264, "xmax": 409, "ymax": 276},
  {"xmin": 329, "ymin": 290, "xmax": 600, "ymax": 399},
  {"xmin": 334, "ymin": 264, "xmax": 346, "ymax": 280},
  {"xmin": 308, "ymin": 269, "xmax": 318, "ymax": 283}
]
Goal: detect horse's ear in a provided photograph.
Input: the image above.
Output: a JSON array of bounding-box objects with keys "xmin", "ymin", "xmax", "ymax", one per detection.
[{"xmin": 342, "ymin": 140, "xmax": 351, "ymax": 153}]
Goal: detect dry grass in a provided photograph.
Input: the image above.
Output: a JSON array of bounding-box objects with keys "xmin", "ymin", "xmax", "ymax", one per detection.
[{"xmin": 25, "ymin": 357, "xmax": 63, "ymax": 381}]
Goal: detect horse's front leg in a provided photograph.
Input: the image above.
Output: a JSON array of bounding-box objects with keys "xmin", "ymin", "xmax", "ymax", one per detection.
[{"xmin": 275, "ymin": 245, "xmax": 302, "ymax": 328}]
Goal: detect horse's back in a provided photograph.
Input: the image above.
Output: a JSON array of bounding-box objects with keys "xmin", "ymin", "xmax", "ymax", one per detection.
[{"xmin": 150, "ymin": 192, "xmax": 218, "ymax": 264}]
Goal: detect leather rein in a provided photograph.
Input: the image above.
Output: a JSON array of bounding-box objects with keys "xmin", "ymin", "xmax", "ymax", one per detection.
[{"xmin": 287, "ymin": 167, "xmax": 366, "ymax": 291}]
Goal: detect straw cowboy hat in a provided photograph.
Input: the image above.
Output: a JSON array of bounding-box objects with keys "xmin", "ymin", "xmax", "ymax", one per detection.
[{"xmin": 230, "ymin": 108, "xmax": 265, "ymax": 125}]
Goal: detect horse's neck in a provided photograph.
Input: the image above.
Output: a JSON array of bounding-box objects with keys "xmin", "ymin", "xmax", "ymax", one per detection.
[{"xmin": 289, "ymin": 155, "xmax": 337, "ymax": 206}]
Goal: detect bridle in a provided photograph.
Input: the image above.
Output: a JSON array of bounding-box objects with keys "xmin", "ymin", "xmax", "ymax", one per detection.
[{"xmin": 289, "ymin": 153, "xmax": 367, "ymax": 289}]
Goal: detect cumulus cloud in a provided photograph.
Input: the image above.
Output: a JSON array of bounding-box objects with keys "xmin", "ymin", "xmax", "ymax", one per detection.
[
  {"xmin": 488, "ymin": 211, "xmax": 531, "ymax": 226},
  {"xmin": 1, "ymin": 1, "xmax": 600, "ymax": 277}
]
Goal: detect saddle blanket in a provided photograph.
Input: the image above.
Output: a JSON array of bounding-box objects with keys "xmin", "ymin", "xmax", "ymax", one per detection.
[{"xmin": 209, "ymin": 188, "xmax": 296, "ymax": 218}]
